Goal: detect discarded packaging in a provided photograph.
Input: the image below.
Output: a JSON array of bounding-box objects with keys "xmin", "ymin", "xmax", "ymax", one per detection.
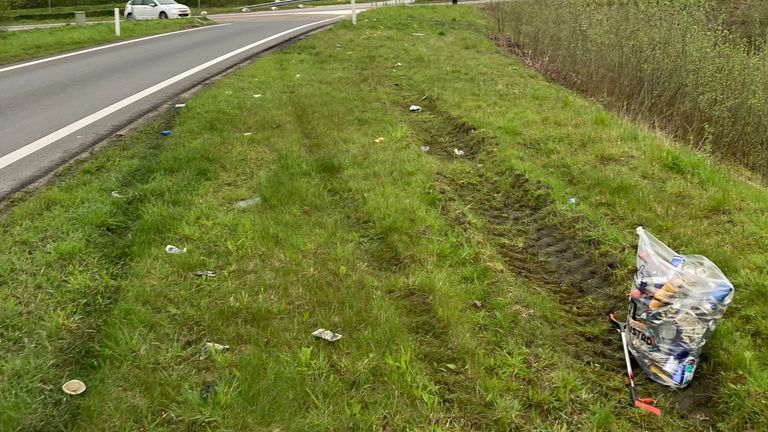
[
  {"xmin": 626, "ymin": 227, "xmax": 734, "ymax": 388},
  {"xmin": 195, "ymin": 271, "xmax": 216, "ymax": 278},
  {"xmin": 253, "ymin": 94, "xmax": 262, "ymax": 98},
  {"xmin": 243, "ymin": 132, "xmax": 253, "ymax": 136},
  {"xmin": 394, "ymin": 62, "xmax": 402, "ymax": 67},
  {"xmin": 568, "ymin": 197, "xmax": 577, "ymax": 204},
  {"xmin": 312, "ymin": 328, "xmax": 342, "ymax": 342},
  {"xmin": 111, "ymin": 191, "xmax": 129, "ymax": 198},
  {"xmin": 200, "ymin": 10, "xmax": 207, "ymax": 16},
  {"xmin": 234, "ymin": 197, "xmax": 261, "ymax": 208},
  {"xmin": 420, "ymin": 145, "xmax": 430, "ymax": 153},
  {"xmin": 409, "ymin": 105, "xmax": 423, "ymax": 113},
  {"xmin": 175, "ymin": 103, "xmax": 186, "ymax": 108},
  {"xmin": 165, "ymin": 245, "xmax": 187, "ymax": 254},
  {"xmin": 199, "ymin": 342, "xmax": 230, "ymax": 360},
  {"xmin": 373, "ymin": 137, "xmax": 385, "ymax": 143},
  {"xmin": 241, "ymin": 7, "xmax": 250, "ymax": 12},
  {"xmin": 200, "ymin": 381, "xmax": 217, "ymax": 399},
  {"xmin": 298, "ymin": 3, "xmax": 305, "ymax": 8},
  {"xmin": 160, "ymin": 130, "xmax": 172, "ymax": 136},
  {"xmin": 453, "ymin": 148, "xmax": 465, "ymax": 156},
  {"xmin": 412, "ymin": 33, "xmax": 425, "ymax": 36},
  {"xmin": 62, "ymin": 380, "xmax": 86, "ymax": 395},
  {"xmin": 270, "ymin": 6, "xmax": 278, "ymax": 10}
]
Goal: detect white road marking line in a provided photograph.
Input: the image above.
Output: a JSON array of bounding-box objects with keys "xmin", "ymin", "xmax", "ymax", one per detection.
[
  {"xmin": 0, "ymin": 17, "xmax": 339, "ymax": 171},
  {"xmin": 0, "ymin": 23, "xmax": 232, "ymax": 74}
]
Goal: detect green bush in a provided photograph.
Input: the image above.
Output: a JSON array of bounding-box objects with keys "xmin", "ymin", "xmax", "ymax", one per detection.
[
  {"xmin": 489, "ymin": 0, "xmax": 768, "ymax": 178},
  {"xmin": 0, "ymin": 0, "xmax": 16, "ymax": 21},
  {"xmin": 7, "ymin": 8, "xmax": 115, "ymax": 20}
]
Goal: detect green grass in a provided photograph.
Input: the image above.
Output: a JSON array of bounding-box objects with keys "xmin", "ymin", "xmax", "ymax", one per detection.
[
  {"xmin": 0, "ymin": 18, "xmax": 207, "ymax": 65},
  {"xmin": 1, "ymin": 5, "xmax": 767, "ymax": 431}
]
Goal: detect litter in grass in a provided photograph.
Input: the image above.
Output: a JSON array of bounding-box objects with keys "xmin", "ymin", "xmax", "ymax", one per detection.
[
  {"xmin": 199, "ymin": 342, "xmax": 230, "ymax": 360},
  {"xmin": 303, "ymin": 206, "xmax": 311, "ymax": 214},
  {"xmin": 270, "ymin": 6, "xmax": 278, "ymax": 10},
  {"xmin": 420, "ymin": 145, "xmax": 430, "ymax": 153},
  {"xmin": 165, "ymin": 245, "xmax": 187, "ymax": 254},
  {"xmin": 160, "ymin": 130, "xmax": 172, "ymax": 136},
  {"xmin": 200, "ymin": 382, "xmax": 217, "ymax": 399},
  {"xmin": 234, "ymin": 197, "xmax": 261, "ymax": 208},
  {"xmin": 412, "ymin": 33, "xmax": 425, "ymax": 36},
  {"xmin": 175, "ymin": 103, "xmax": 186, "ymax": 108},
  {"xmin": 195, "ymin": 271, "xmax": 216, "ymax": 278},
  {"xmin": 298, "ymin": 3, "xmax": 304, "ymax": 8},
  {"xmin": 622, "ymin": 227, "xmax": 734, "ymax": 388},
  {"xmin": 472, "ymin": 300, "xmax": 483, "ymax": 309},
  {"xmin": 243, "ymin": 132, "xmax": 253, "ymax": 136},
  {"xmin": 295, "ymin": 74, "xmax": 301, "ymax": 78},
  {"xmin": 568, "ymin": 197, "xmax": 577, "ymax": 204},
  {"xmin": 373, "ymin": 137, "xmax": 385, "ymax": 143},
  {"xmin": 395, "ymin": 62, "xmax": 402, "ymax": 67},
  {"xmin": 253, "ymin": 94, "xmax": 262, "ymax": 98},
  {"xmin": 312, "ymin": 328, "xmax": 342, "ymax": 342},
  {"xmin": 200, "ymin": 10, "xmax": 207, "ymax": 16},
  {"xmin": 453, "ymin": 148, "xmax": 465, "ymax": 156},
  {"xmin": 111, "ymin": 191, "xmax": 129, "ymax": 198},
  {"xmin": 409, "ymin": 105, "xmax": 423, "ymax": 112},
  {"xmin": 241, "ymin": 7, "xmax": 250, "ymax": 12},
  {"xmin": 62, "ymin": 380, "xmax": 86, "ymax": 395}
]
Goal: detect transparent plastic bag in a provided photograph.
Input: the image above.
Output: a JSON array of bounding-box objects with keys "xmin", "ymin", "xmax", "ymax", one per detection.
[{"xmin": 627, "ymin": 227, "xmax": 734, "ymax": 388}]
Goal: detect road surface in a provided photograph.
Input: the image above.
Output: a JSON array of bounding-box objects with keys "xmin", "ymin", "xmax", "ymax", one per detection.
[{"xmin": 0, "ymin": 15, "xmax": 341, "ymax": 199}]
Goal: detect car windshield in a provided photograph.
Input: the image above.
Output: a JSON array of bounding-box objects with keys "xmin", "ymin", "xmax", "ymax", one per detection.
[{"xmin": 156, "ymin": 0, "xmax": 178, "ymax": 4}]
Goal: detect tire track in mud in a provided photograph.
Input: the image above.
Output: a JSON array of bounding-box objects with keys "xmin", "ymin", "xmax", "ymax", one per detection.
[
  {"xmin": 413, "ymin": 104, "xmax": 625, "ymax": 319},
  {"xmin": 406, "ymin": 101, "xmax": 718, "ymax": 423}
]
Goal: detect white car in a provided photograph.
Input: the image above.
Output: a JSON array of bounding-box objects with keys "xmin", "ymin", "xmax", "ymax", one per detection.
[{"xmin": 124, "ymin": 0, "xmax": 191, "ymax": 20}]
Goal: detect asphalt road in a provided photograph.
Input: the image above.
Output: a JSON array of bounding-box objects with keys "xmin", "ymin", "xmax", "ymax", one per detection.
[{"xmin": 0, "ymin": 16, "xmax": 340, "ymax": 199}]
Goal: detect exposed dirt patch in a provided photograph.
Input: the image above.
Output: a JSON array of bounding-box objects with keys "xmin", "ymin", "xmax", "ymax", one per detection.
[{"xmin": 407, "ymin": 98, "xmax": 718, "ymax": 422}]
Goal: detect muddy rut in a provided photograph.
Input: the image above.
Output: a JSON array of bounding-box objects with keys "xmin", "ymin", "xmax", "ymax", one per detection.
[{"xmin": 407, "ymin": 99, "xmax": 717, "ymax": 424}]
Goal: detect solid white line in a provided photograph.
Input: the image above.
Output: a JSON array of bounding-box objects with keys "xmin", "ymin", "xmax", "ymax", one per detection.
[
  {"xmin": 0, "ymin": 23, "xmax": 232, "ymax": 74},
  {"xmin": 0, "ymin": 16, "xmax": 339, "ymax": 171}
]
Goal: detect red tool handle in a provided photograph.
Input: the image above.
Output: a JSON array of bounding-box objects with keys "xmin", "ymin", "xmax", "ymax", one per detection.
[{"xmin": 635, "ymin": 400, "xmax": 661, "ymax": 416}]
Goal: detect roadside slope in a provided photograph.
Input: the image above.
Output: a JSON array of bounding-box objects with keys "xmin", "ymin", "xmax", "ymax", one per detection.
[{"xmin": 0, "ymin": 6, "xmax": 765, "ymax": 431}]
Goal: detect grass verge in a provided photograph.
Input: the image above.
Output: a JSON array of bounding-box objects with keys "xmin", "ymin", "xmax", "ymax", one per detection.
[
  {"xmin": 0, "ymin": 18, "xmax": 207, "ymax": 66},
  {"xmin": 0, "ymin": 5, "xmax": 766, "ymax": 431}
]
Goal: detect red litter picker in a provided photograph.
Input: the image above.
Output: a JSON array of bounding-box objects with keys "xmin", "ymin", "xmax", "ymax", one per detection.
[{"xmin": 609, "ymin": 313, "xmax": 661, "ymax": 416}]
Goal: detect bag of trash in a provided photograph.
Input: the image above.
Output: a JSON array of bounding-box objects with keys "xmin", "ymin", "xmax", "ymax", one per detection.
[{"xmin": 627, "ymin": 227, "xmax": 734, "ymax": 388}]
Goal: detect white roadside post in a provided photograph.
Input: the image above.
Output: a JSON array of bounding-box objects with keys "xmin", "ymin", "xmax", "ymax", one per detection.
[
  {"xmin": 351, "ymin": 0, "xmax": 357, "ymax": 26},
  {"xmin": 114, "ymin": 8, "xmax": 121, "ymax": 37}
]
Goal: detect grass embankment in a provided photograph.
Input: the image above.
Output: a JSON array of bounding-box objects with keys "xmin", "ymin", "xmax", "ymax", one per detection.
[
  {"xmin": 1, "ymin": 5, "xmax": 766, "ymax": 431},
  {"xmin": 0, "ymin": 18, "xmax": 207, "ymax": 65},
  {"xmin": 488, "ymin": 0, "xmax": 768, "ymax": 179}
]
